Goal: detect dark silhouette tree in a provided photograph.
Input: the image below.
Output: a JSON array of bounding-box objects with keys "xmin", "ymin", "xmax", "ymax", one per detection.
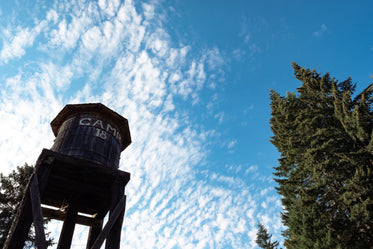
[{"xmin": 0, "ymin": 164, "xmax": 54, "ymax": 248}]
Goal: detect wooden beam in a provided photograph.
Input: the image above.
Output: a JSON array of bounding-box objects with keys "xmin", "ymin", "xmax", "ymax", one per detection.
[
  {"xmin": 90, "ymin": 195, "xmax": 126, "ymax": 249},
  {"xmin": 46, "ymin": 173, "xmax": 110, "ymax": 197},
  {"xmin": 30, "ymin": 176, "xmax": 47, "ymax": 249},
  {"xmin": 41, "ymin": 207, "xmax": 102, "ymax": 226}
]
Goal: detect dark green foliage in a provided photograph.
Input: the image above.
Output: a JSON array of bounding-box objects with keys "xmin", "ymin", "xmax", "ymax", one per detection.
[
  {"xmin": 270, "ymin": 63, "xmax": 373, "ymax": 248},
  {"xmin": 256, "ymin": 223, "xmax": 280, "ymax": 249},
  {"xmin": 0, "ymin": 164, "xmax": 54, "ymax": 248}
]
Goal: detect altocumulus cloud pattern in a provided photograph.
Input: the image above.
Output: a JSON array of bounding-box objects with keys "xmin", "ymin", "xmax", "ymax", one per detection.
[{"xmin": 0, "ymin": 0, "xmax": 282, "ymax": 248}]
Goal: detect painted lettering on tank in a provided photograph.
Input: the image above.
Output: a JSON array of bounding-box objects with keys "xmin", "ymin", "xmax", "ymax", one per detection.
[
  {"xmin": 79, "ymin": 118, "xmax": 122, "ymax": 143},
  {"xmin": 79, "ymin": 118, "xmax": 91, "ymax": 125},
  {"xmin": 106, "ymin": 123, "xmax": 116, "ymax": 135},
  {"xmin": 92, "ymin": 119, "xmax": 104, "ymax": 129}
]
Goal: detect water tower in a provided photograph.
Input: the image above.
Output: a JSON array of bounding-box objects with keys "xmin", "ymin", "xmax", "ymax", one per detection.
[{"xmin": 5, "ymin": 103, "xmax": 131, "ymax": 249}]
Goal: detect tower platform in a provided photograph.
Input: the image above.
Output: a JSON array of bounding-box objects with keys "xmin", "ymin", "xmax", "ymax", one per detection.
[{"xmin": 5, "ymin": 149, "xmax": 130, "ymax": 249}]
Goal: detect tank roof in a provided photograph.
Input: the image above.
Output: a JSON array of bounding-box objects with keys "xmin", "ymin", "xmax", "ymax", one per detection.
[{"xmin": 50, "ymin": 103, "xmax": 131, "ymax": 151}]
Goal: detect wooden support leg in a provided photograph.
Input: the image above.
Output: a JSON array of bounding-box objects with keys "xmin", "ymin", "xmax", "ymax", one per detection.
[
  {"xmin": 86, "ymin": 219, "xmax": 103, "ymax": 249},
  {"xmin": 4, "ymin": 162, "xmax": 52, "ymax": 249},
  {"xmin": 57, "ymin": 204, "xmax": 78, "ymax": 249},
  {"xmin": 30, "ymin": 175, "xmax": 47, "ymax": 249},
  {"xmin": 90, "ymin": 195, "xmax": 126, "ymax": 249},
  {"xmin": 105, "ymin": 206, "xmax": 125, "ymax": 249},
  {"xmin": 3, "ymin": 189, "xmax": 33, "ymax": 249},
  {"xmin": 105, "ymin": 181, "xmax": 125, "ymax": 249}
]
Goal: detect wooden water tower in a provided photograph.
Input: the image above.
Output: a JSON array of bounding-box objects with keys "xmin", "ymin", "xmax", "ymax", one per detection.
[{"xmin": 4, "ymin": 103, "xmax": 131, "ymax": 249}]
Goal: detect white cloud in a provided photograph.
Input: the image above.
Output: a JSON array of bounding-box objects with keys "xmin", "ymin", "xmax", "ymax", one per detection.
[
  {"xmin": 0, "ymin": 1, "xmax": 282, "ymax": 248},
  {"xmin": 98, "ymin": 0, "xmax": 121, "ymax": 17},
  {"xmin": 227, "ymin": 139, "xmax": 237, "ymax": 149},
  {"xmin": 0, "ymin": 73, "xmax": 62, "ymax": 174},
  {"xmin": 39, "ymin": 62, "xmax": 73, "ymax": 89},
  {"xmin": 204, "ymin": 47, "xmax": 225, "ymax": 71},
  {"xmin": 245, "ymin": 165, "xmax": 258, "ymax": 174},
  {"xmin": 313, "ymin": 24, "xmax": 328, "ymax": 37},
  {"xmin": 48, "ymin": 10, "xmax": 92, "ymax": 51},
  {"xmin": 0, "ymin": 17, "xmax": 50, "ymax": 63},
  {"xmin": 232, "ymin": 48, "xmax": 246, "ymax": 61},
  {"xmin": 214, "ymin": 112, "xmax": 224, "ymax": 123},
  {"xmin": 81, "ymin": 26, "xmax": 102, "ymax": 51},
  {"xmin": 244, "ymin": 104, "xmax": 254, "ymax": 114},
  {"xmin": 249, "ymin": 43, "xmax": 262, "ymax": 56},
  {"xmin": 142, "ymin": 3, "xmax": 155, "ymax": 20}
]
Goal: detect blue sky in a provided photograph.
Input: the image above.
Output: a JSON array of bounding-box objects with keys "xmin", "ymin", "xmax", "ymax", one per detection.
[{"xmin": 0, "ymin": 0, "xmax": 372, "ymax": 248}]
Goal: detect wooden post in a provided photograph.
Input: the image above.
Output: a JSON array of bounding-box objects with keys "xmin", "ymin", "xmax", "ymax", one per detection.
[
  {"xmin": 86, "ymin": 219, "xmax": 103, "ymax": 249},
  {"xmin": 29, "ymin": 175, "xmax": 47, "ymax": 249},
  {"xmin": 4, "ymin": 159, "xmax": 52, "ymax": 249},
  {"xmin": 105, "ymin": 179, "xmax": 125, "ymax": 249},
  {"xmin": 57, "ymin": 204, "xmax": 78, "ymax": 249},
  {"xmin": 90, "ymin": 195, "xmax": 126, "ymax": 249},
  {"xmin": 3, "ymin": 189, "xmax": 33, "ymax": 249}
]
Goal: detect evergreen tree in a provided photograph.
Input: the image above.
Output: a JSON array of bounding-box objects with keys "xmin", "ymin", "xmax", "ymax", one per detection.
[
  {"xmin": 270, "ymin": 63, "xmax": 373, "ymax": 248},
  {"xmin": 256, "ymin": 223, "xmax": 280, "ymax": 249},
  {"xmin": 0, "ymin": 164, "xmax": 54, "ymax": 248}
]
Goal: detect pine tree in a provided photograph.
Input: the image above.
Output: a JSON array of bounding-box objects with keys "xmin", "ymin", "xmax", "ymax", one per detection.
[
  {"xmin": 256, "ymin": 223, "xmax": 280, "ymax": 249},
  {"xmin": 270, "ymin": 63, "xmax": 373, "ymax": 248},
  {"xmin": 0, "ymin": 164, "xmax": 54, "ymax": 248}
]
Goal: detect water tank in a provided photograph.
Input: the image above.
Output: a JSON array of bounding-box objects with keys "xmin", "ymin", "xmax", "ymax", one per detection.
[{"xmin": 50, "ymin": 103, "xmax": 131, "ymax": 168}]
